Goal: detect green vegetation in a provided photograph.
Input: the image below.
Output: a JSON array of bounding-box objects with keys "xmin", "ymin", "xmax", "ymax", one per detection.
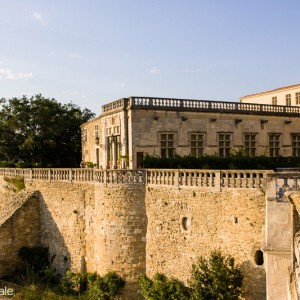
[
  {"xmin": 61, "ymin": 271, "xmax": 125, "ymax": 299},
  {"xmin": 139, "ymin": 273, "xmax": 190, "ymax": 300},
  {"xmin": 0, "ymin": 95, "xmax": 94, "ymax": 168},
  {"xmin": 143, "ymin": 153, "xmax": 300, "ymax": 170},
  {"xmin": 9, "ymin": 247, "xmax": 243, "ymax": 299},
  {"xmin": 189, "ymin": 251, "xmax": 243, "ymax": 300},
  {"xmin": 139, "ymin": 251, "xmax": 243, "ymax": 300},
  {"xmin": 4, "ymin": 176, "xmax": 25, "ymax": 191},
  {"xmin": 4, "ymin": 246, "xmax": 124, "ymax": 300},
  {"xmin": 84, "ymin": 161, "xmax": 97, "ymax": 168}
]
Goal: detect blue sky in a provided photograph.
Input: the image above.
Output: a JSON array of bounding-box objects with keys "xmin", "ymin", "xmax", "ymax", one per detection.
[{"xmin": 1, "ymin": 0, "xmax": 300, "ymax": 114}]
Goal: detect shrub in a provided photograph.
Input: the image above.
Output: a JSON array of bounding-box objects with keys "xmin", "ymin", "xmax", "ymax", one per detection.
[
  {"xmin": 61, "ymin": 271, "xmax": 125, "ymax": 299},
  {"xmin": 84, "ymin": 161, "xmax": 97, "ymax": 168},
  {"xmin": 138, "ymin": 273, "xmax": 190, "ymax": 300},
  {"xmin": 189, "ymin": 251, "xmax": 243, "ymax": 300},
  {"xmin": 143, "ymin": 153, "xmax": 300, "ymax": 170},
  {"xmin": 4, "ymin": 176, "xmax": 25, "ymax": 192}
]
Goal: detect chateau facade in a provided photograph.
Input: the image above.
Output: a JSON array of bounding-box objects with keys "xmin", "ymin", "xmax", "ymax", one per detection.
[{"xmin": 81, "ymin": 96, "xmax": 300, "ymax": 169}]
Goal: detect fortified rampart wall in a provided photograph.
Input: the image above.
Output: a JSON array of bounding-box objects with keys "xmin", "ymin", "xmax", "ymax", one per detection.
[{"xmin": 0, "ymin": 168, "xmax": 289, "ymax": 300}]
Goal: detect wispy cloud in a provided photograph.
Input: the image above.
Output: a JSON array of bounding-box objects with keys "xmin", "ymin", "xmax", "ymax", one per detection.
[
  {"xmin": 0, "ymin": 69, "xmax": 33, "ymax": 80},
  {"xmin": 33, "ymin": 12, "xmax": 47, "ymax": 26},
  {"xmin": 150, "ymin": 67, "xmax": 160, "ymax": 75}
]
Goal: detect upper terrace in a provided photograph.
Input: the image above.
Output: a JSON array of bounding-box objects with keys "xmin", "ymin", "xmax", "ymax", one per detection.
[{"xmin": 102, "ymin": 96, "xmax": 300, "ymax": 117}]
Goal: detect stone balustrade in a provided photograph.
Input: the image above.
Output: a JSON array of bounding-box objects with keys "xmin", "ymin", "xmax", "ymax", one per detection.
[
  {"xmin": 101, "ymin": 96, "xmax": 300, "ymax": 117},
  {"xmin": 0, "ymin": 168, "xmax": 271, "ymax": 189}
]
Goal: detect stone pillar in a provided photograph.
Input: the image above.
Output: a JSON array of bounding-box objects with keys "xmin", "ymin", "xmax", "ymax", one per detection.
[{"xmin": 264, "ymin": 175, "xmax": 292, "ymax": 300}]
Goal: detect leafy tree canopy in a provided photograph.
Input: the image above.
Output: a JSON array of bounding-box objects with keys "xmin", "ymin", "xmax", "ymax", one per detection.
[
  {"xmin": 0, "ymin": 94, "xmax": 95, "ymax": 167},
  {"xmin": 189, "ymin": 251, "xmax": 243, "ymax": 300}
]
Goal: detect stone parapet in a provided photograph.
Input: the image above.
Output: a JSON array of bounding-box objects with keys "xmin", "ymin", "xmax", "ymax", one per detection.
[
  {"xmin": 0, "ymin": 168, "xmax": 272, "ymax": 190},
  {"xmin": 102, "ymin": 96, "xmax": 300, "ymax": 117}
]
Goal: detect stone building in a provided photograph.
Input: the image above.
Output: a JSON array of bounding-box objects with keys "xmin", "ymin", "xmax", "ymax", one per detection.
[
  {"xmin": 81, "ymin": 96, "xmax": 300, "ymax": 169},
  {"xmin": 240, "ymin": 83, "xmax": 300, "ymax": 106}
]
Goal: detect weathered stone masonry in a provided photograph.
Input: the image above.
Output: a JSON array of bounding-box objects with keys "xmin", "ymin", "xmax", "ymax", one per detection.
[{"xmin": 0, "ymin": 168, "xmax": 296, "ymax": 300}]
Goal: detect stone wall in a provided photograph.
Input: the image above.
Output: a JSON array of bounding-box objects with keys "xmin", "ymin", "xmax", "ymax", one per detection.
[
  {"xmin": 26, "ymin": 180, "xmax": 96, "ymax": 276},
  {"xmin": 0, "ymin": 190, "xmax": 40, "ymax": 276},
  {"xmin": 145, "ymin": 186, "xmax": 266, "ymax": 300},
  {"xmin": 0, "ymin": 175, "xmax": 269, "ymax": 299},
  {"xmin": 288, "ymin": 192, "xmax": 300, "ymax": 300}
]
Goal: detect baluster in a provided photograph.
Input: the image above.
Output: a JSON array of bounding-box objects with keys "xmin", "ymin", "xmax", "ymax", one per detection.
[
  {"xmin": 222, "ymin": 172, "xmax": 228, "ymax": 188},
  {"xmin": 236, "ymin": 172, "xmax": 241, "ymax": 188},
  {"xmin": 208, "ymin": 172, "xmax": 213, "ymax": 187}
]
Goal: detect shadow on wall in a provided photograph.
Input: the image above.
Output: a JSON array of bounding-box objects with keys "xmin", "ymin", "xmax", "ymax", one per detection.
[
  {"xmin": 38, "ymin": 192, "xmax": 71, "ymax": 277},
  {"xmin": 240, "ymin": 260, "xmax": 266, "ymax": 300},
  {"xmin": 0, "ymin": 193, "xmax": 41, "ymax": 276}
]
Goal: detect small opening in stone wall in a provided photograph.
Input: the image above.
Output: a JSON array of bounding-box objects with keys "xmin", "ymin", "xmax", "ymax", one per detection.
[
  {"xmin": 181, "ymin": 216, "xmax": 190, "ymax": 231},
  {"xmin": 254, "ymin": 249, "xmax": 264, "ymax": 266},
  {"xmin": 233, "ymin": 217, "xmax": 238, "ymax": 224}
]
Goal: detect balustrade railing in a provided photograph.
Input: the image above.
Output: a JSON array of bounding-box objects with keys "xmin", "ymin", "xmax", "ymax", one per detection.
[
  {"xmin": 274, "ymin": 173, "xmax": 300, "ymax": 200},
  {"xmin": 102, "ymin": 98, "xmax": 126, "ymax": 113},
  {"xmin": 127, "ymin": 97, "xmax": 300, "ymax": 116},
  {"xmin": 101, "ymin": 96, "xmax": 300, "ymax": 116},
  {"xmin": 0, "ymin": 168, "xmax": 270, "ymax": 189}
]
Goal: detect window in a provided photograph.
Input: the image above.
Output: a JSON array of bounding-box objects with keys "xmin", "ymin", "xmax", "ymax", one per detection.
[
  {"xmin": 296, "ymin": 92, "xmax": 300, "ymax": 105},
  {"xmin": 292, "ymin": 134, "xmax": 300, "ymax": 157},
  {"xmin": 94, "ymin": 125, "xmax": 99, "ymax": 138},
  {"xmin": 272, "ymin": 96, "xmax": 277, "ymax": 105},
  {"xmin": 160, "ymin": 133, "xmax": 175, "ymax": 158},
  {"xmin": 286, "ymin": 94, "xmax": 291, "ymax": 106},
  {"xmin": 269, "ymin": 134, "xmax": 280, "ymax": 157},
  {"xmin": 82, "ymin": 128, "xmax": 87, "ymax": 142},
  {"xmin": 218, "ymin": 133, "xmax": 231, "ymax": 157},
  {"xmin": 244, "ymin": 134, "xmax": 256, "ymax": 156},
  {"xmin": 191, "ymin": 133, "xmax": 204, "ymax": 157},
  {"xmin": 94, "ymin": 125, "xmax": 99, "ymax": 144},
  {"xmin": 84, "ymin": 149, "xmax": 88, "ymax": 161}
]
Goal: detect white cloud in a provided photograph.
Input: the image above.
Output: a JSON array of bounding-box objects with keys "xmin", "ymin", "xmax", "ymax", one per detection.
[
  {"xmin": 33, "ymin": 12, "xmax": 47, "ymax": 26},
  {"xmin": 0, "ymin": 69, "xmax": 33, "ymax": 80},
  {"xmin": 150, "ymin": 67, "xmax": 160, "ymax": 75}
]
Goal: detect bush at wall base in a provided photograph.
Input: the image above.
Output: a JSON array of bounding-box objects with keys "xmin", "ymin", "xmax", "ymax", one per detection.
[
  {"xmin": 138, "ymin": 273, "xmax": 190, "ymax": 300},
  {"xmin": 189, "ymin": 251, "xmax": 243, "ymax": 300}
]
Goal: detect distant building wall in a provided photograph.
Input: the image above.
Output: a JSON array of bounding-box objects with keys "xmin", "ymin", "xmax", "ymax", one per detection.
[{"xmin": 240, "ymin": 84, "xmax": 300, "ymax": 106}]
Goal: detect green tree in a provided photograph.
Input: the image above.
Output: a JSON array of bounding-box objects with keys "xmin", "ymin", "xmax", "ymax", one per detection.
[
  {"xmin": 189, "ymin": 251, "xmax": 243, "ymax": 300},
  {"xmin": 0, "ymin": 95, "xmax": 94, "ymax": 167}
]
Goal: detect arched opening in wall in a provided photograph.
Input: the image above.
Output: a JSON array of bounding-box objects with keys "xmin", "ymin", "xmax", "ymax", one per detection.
[{"xmin": 254, "ymin": 250, "xmax": 264, "ymax": 266}]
